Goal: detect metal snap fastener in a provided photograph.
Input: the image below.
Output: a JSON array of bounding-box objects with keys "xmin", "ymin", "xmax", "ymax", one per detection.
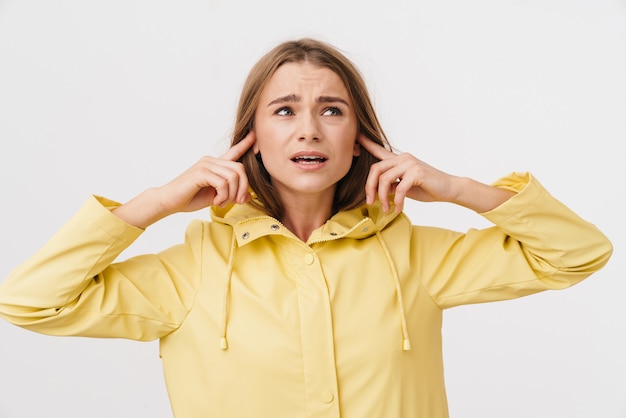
[
  {"xmin": 270, "ymin": 224, "xmax": 280, "ymax": 231},
  {"xmin": 241, "ymin": 232, "xmax": 250, "ymax": 239}
]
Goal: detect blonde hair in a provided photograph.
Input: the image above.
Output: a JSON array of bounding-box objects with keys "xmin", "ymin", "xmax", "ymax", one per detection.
[{"xmin": 231, "ymin": 38, "xmax": 391, "ymax": 220}]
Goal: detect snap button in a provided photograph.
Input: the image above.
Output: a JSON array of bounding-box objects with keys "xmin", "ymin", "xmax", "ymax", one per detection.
[
  {"xmin": 241, "ymin": 232, "xmax": 250, "ymax": 240},
  {"xmin": 362, "ymin": 227, "xmax": 369, "ymax": 232},
  {"xmin": 329, "ymin": 232, "xmax": 338, "ymax": 236},
  {"xmin": 320, "ymin": 391, "xmax": 334, "ymax": 403},
  {"xmin": 304, "ymin": 253, "xmax": 314, "ymax": 265},
  {"xmin": 270, "ymin": 224, "xmax": 280, "ymax": 231}
]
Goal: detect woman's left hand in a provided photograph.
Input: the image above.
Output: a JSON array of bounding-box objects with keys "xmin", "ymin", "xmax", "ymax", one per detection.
[{"xmin": 358, "ymin": 135, "xmax": 460, "ymax": 212}]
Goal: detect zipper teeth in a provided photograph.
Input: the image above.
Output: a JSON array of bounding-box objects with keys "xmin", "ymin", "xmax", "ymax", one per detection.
[
  {"xmin": 308, "ymin": 217, "xmax": 371, "ymax": 244},
  {"xmin": 237, "ymin": 215, "xmax": 284, "ymax": 226}
]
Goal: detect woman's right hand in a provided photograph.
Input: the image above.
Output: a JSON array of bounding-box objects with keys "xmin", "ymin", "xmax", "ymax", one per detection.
[{"xmin": 113, "ymin": 132, "xmax": 256, "ymax": 229}]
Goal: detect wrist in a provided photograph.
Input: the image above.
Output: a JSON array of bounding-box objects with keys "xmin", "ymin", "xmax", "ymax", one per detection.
[
  {"xmin": 453, "ymin": 177, "xmax": 516, "ymax": 213},
  {"xmin": 112, "ymin": 187, "xmax": 167, "ymax": 229}
]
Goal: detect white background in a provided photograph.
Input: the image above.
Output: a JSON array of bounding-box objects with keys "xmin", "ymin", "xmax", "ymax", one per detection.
[{"xmin": 0, "ymin": 1, "xmax": 624, "ymax": 417}]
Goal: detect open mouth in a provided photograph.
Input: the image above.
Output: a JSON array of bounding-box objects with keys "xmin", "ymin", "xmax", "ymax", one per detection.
[{"xmin": 291, "ymin": 156, "xmax": 328, "ymax": 164}]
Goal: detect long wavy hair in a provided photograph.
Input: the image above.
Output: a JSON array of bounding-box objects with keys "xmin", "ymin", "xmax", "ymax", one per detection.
[{"xmin": 231, "ymin": 38, "xmax": 391, "ymax": 220}]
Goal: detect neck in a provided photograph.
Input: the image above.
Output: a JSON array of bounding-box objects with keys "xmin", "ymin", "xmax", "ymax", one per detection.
[{"xmin": 279, "ymin": 194, "xmax": 334, "ymax": 242}]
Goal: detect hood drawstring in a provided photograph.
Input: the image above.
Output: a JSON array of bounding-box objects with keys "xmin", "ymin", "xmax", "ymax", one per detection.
[
  {"xmin": 376, "ymin": 231, "xmax": 412, "ymax": 351},
  {"xmin": 220, "ymin": 232, "xmax": 237, "ymax": 350},
  {"xmin": 219, "ymin": 226, "xmax": 410, "ymax": 351}
]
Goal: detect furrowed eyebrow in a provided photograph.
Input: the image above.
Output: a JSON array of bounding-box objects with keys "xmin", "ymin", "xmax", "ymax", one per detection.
[
  {"xmin": 267, "ymin": 94, "xmax": 300, "ymax": 107},
  {"xmin": 317, "ymin": 96, "xmax": 349, "ymax": 106},
  {"xmin": 266, "ymin": 94, "xmax": 350, "ymax": 107}
]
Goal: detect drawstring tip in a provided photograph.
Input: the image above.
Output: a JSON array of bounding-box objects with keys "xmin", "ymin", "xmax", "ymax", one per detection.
[
  {"xmin": 220, "ymin": 337, "xmax": 229, "ymax": 350},
  {"xmin": 403, "ymin": 339, "xmax": 411, "ymax": 351}
]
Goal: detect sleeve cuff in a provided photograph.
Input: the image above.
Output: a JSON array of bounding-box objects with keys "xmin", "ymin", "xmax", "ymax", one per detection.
[{"xmin": 82, "ymin": 195, "xmax": 145, "ymax": 241}]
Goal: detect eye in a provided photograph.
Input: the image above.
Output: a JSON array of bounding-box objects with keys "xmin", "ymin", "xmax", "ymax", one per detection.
[
  {"xmin": 322, "ymin": 107, "xmax": 343, "ymax": 116},
  {"xmin": 275, "ymin": 107, "xmax": 294, "ymax": 116}
]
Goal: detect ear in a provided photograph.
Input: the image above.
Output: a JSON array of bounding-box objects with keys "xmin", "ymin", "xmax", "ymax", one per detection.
[
  {"xmin": 353, "ymin": 134, "xmax": 362, "ymax": 157},
  {"xmin": 253, "ymin": 143, "xmax": 260, "ymax": 154}
]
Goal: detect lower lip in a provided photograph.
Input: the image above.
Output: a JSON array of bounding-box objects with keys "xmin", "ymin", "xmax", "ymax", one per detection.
[{"xmin": 291, "ymin": 159, "xmax": 328, "ymax": 171}]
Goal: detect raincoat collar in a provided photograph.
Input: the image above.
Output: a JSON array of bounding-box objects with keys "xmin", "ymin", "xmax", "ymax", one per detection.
[{"xmin": 210, "ymin": 197, "xmax": 401, "ymax": 246}]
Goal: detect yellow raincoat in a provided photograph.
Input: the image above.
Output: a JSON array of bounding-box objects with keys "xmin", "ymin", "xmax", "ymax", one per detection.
[{"xmin": 0, "ymin": 172, "xmax": 612, "ymax": 417}]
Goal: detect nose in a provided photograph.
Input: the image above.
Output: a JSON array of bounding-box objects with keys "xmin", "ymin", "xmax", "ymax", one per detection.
[{"xmin": 298, "ymin": 113, "xmax": 321, "ymax": 141}]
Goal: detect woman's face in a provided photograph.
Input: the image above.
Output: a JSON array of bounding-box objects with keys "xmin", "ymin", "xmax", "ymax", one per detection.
[{"xmin": 253, "ymin": 62, "xmax": 359, "ymax": 204}]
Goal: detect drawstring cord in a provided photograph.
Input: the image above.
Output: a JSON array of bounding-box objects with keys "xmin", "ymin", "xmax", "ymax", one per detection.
[
  {"xmin": 219, "ymin": 227, "xmax": 411, "ymax": 352},
  {"xmin": 220, "ymin": 233, "xmax": 237, "ymax": 350},
  {"xmin": 376, "ymin": 231, "xmax": 412, "ymax": 351}
]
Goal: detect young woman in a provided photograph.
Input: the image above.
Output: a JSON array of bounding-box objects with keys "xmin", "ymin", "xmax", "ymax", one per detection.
[{"xmin": 0, "ymin": 38, "xmax": 613, "ymax": 417}]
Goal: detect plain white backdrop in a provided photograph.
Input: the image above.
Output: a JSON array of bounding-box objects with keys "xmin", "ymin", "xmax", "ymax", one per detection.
[{"xmin": 0, "ymin": 1, "xmax": 624, "ymax": 417}]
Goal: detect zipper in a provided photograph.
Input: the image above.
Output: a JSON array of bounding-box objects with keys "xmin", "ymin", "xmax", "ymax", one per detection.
[
  {"xmin": 308, "ymin": 217, "xmax": 372, "ymax": 244},
  {"xmin": 237, "ymin": 215, "xmax": 285, "ymax": 226}
]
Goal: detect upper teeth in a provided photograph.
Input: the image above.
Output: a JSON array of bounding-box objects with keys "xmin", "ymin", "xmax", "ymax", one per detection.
[{"xmin": 295, "ymin": 156, "xmax": 324, "ymax": 160}]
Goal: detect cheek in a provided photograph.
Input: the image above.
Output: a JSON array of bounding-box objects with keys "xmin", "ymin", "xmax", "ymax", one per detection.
[{"xmin": 255, "ymin": 132, "xmax": 294, "ymax": 159}]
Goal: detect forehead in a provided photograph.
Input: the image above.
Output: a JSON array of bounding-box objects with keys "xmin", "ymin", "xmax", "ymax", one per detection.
[{"xmin": 261, "ymin": 62, "xmax": 349, "ymax": 97}]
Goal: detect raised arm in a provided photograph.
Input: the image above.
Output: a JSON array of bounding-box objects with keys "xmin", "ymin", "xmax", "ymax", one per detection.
[
  {"xmin": 114, "ymin": 131, "xmax": 255, "ymax": 229},
  {"xmin": 0, "ymin": 133, "xmax": 255, "ymax": 339},
  {"xmin": 358, "ymin": 134, "xmax": 515, "ymax": 213}
]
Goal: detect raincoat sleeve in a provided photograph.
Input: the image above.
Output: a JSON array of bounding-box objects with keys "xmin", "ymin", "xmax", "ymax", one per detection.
[
  {"xmin": 0, "ymin": 195, "xmax": 202, "ymax": 341},
  {"xmin": 415, "ymin": 172, "xmax": 613, "ymax": 309}
]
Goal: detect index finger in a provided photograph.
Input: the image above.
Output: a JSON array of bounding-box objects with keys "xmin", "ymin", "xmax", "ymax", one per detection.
[
  {"xmin": 357, "ymin": 134, "xmax": 395, "ymax": 160},
  {"xmin": 221, "ymin": 131, "xmax": 256, "ymax": 161}
]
